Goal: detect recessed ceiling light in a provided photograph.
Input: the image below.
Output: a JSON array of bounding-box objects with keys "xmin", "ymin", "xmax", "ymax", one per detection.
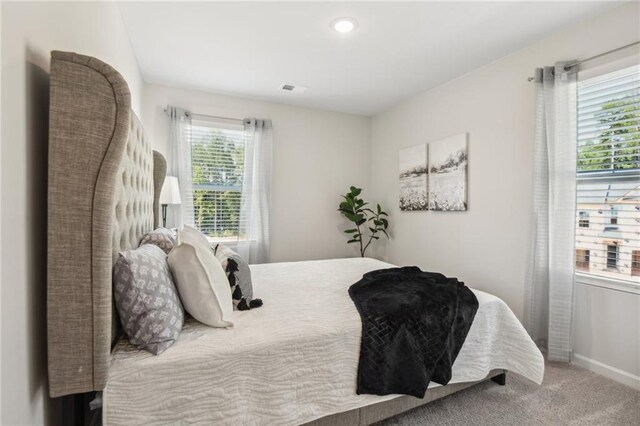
[{"xmin": 332, "ymin": 17, "xmax": 358, "ymax": 33}]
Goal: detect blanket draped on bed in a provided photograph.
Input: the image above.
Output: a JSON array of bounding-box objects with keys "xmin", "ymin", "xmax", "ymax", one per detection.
[{"xmin": 349, "ymin": 266, "xmax": 479, "ymax": 398}]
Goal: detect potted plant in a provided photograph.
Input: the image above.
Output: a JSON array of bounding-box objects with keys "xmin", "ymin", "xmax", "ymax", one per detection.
[{"xmin": 338, "ymin": 186, "xmax": 389, "ymax": 257}]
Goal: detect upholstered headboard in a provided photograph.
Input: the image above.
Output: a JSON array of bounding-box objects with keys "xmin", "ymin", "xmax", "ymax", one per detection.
[{"xmin": 47, "ymin": 51, "xmax": 166, "ymax": 397}]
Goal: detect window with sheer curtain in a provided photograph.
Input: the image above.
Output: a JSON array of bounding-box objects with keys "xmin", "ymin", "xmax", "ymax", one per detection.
[
  {"xmin": 189, "ymin": 119, "xmax": 246, "ymax": 241},
  {"xmin": 574, "ymin": 64, "xmax": 640, "ymax": 283}
]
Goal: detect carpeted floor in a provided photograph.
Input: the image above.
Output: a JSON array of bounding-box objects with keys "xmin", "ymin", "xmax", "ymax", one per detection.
[{"xmin": 378, "ymin": 361, "xmax": 640, "ymax": 425}]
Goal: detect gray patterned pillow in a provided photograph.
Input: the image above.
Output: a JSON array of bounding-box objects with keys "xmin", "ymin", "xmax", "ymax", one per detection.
[
  {"xmin": 139, "ymin": 227, "xmax": 175, "ymax": 254},
  {"xmin": 114, "ymin": 244, "xmax": 184, "ymax": 354}
]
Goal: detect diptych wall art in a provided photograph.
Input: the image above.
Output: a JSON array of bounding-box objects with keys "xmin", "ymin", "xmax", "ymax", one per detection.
[{"xmin": 398, "ymin": 133, "xmax": 468, "ymax": 212}]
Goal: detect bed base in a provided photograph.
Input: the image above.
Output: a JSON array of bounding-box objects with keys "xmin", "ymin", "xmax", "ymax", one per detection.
[
  {"xmin": 305, "ymin": 369, "xmax": 507, "ymax": 426},
  {"xmin": 491, "ymin": 371, "xmax": 507, "ymax": 386},
  {"xmin": 65, "ymin": 370, "xmax": 505, "ymax": 425}
]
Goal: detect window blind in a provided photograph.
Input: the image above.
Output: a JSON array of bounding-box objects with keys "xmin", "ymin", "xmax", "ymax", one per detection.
[
  {"xmin": 189, "ymin": 119, "xmax": 246, "ymax": 240},
  {"xmin": 575, "ymin": 65, "xmax": 640, "ymax": 281}
]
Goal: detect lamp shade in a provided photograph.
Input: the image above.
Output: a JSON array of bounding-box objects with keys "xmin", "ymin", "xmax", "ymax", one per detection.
[{"xmin": 159, "ymin": 176, "xmax": 182, "ymax": 205}]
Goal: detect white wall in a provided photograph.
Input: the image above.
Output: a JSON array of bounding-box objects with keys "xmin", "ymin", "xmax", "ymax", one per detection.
[
  {"xmin": 573, "ymin": 283, "xmax": 639, "ymax": 387},
  {"xmin": 370, "ymin": 3, "xmax": 640, "ymax": 381},
  {"xmin": 0, "ymin": 2, "xmax": 143, "ymax": 424},
  {"xmin": 143, "ymin": 84, "xmax": 372, "ymax": 263}
]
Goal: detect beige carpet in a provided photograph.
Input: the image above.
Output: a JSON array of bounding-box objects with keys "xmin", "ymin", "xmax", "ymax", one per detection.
[{"xmin": 378, "ymin": 362, "xmax": 640, "ymax": 425}]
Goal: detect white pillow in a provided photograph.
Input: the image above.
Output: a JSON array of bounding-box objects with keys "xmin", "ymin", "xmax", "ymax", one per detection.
[
  {"xmin": 180, "ymin": 224, "xmax": 211, "ymax": 249},
  {"xmin": 168, "ymin": 227, "xmax": 233, "ymax": 328}
]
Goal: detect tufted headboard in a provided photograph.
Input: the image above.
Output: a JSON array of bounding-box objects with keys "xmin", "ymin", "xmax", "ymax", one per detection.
[{"xmin": 47, "ymin": 51, "xmax": 166, "ymax": 397}]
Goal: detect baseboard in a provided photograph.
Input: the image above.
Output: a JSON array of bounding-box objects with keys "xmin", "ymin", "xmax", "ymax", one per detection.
[{"xmin": 572, "ymin": 353, "xmax": 640, "ymax": 391}]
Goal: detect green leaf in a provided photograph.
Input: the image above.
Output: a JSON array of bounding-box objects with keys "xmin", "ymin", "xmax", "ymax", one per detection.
[
  {"xmin": 350, "ymin": 187, "xmax": 362, "ymax": 197},
  {"xmin": 344, "ymin": 229, "xmax": 359, "ymax": 233},
  {"xmin": 341, "ymin": 212, "xmax": 358, "ymax": 222},
  {"xmin": 379, "ymin": 211, "xmax": 388, "ymax": 216},
  {"xmin": 381, "ymin": 218, "xmax": 389, "ymax": 228},
  {"xmin": 356, "ymin": 219, "xmax": 366, "ymax": 226},
  {"xmin": 377, "ymin": 203, "xmax": 382, "ymax": 214},
  {"xmin": 369, "ymin": 227, "xmax": 376, "ymax": 233},
  {"xmin": 381, "ymin": 229, "xmax": 389, "ymax": 238},
  {"xmin": 347, "ymin": 238, "xmax": 360, "ymax": 244}
]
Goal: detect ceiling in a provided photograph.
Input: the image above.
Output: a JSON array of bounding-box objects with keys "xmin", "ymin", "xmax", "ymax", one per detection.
[{"xmin": 120, "ymin": 1, "xmax": 620, "ymax": 116}]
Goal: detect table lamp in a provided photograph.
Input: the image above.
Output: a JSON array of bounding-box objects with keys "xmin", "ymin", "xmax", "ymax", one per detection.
[{"xmin": 159, "ymin": 176, "xmax": 181, "ymax": 228}]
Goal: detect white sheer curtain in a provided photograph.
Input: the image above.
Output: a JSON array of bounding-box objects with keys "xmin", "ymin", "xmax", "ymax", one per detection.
[
  {"xmin": 236, "ymin": 118, "xmax": 272, "ymax": 264},
  {"xmin": 524, "ymin": 63, "xmax": 577, "ymax": 362},
  {"xmin": 166, "ymin": 106, "xmax": 194, "ymax": 228}
]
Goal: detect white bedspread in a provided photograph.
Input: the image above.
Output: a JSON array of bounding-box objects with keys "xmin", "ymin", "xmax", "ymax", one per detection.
[{"xmin": 104, "ymin": 258, "xmax": 544, "ymax": 425}]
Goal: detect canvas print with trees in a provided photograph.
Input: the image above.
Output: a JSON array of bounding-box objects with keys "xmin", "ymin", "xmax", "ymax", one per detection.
[
  {"xmin": 428, "ymin": 133, "xmax": 468, "ymax": 211},
  {"xmin": 399, "ymin": 143, "xmax": 428, "ymax": 210}
]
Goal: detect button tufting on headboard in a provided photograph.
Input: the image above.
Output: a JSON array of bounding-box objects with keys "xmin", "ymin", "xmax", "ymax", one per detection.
[{"xmin": 111, "ymin": 113, "xmax": 155, "ymax": 262}]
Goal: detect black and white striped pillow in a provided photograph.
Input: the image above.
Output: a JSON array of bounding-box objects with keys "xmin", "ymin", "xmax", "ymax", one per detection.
[{"xmin": 213, "ymin": 244, "xmax": 263, "ymax": 311}]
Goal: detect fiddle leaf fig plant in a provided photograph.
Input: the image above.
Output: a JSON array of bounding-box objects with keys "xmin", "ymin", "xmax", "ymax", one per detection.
[{"xmin": 338, "ymin": 186, "xmax": 389, "ymax": 257}]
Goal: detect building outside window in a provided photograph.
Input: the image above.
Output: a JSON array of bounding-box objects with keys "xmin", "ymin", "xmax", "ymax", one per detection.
[
  {"xmin": 574, "ymin": 65, "xmax": 639, "ymax": 283},
  {"xmin": 609, "ymin": 205, "xmax": 618, "ymax": 225},
  {"xmin": 578, "ymin": 211, "xmax": 590, "ymax": 228},
  {"xmin": 575, "ymin": 249, "xmax": 591, "ymax": 271},
  {"xmin": 606, "ymin": 244, "xmax": 619, "ymax": 270},
  {"xmin": 632, "ymin": 250, "xmax": 640, "ymax": 277}
]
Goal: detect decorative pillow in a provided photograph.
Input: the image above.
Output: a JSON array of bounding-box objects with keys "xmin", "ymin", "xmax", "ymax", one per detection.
[
  {"xmin": 167, "ymin": 228, "xmax": 234, "ymax": 327},
  {"xmin": 140, "ymin": 227, "xmax": 175, "ymax": 254},
  {"xmin": 181, "ymin": 224, "xmax": 211, "ymax": 250},
  {"xmin": 113, "ymin": 244, "xmax": 184, "ymax": 354},
  {"xmin": 213, "ymin": 244, "xmax": 263, "ymax": 311}
]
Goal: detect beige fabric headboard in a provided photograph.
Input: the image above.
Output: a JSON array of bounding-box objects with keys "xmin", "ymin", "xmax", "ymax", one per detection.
[{"xmin": 47, "ymin": 51, "xmax": 166, "ymax": 397}]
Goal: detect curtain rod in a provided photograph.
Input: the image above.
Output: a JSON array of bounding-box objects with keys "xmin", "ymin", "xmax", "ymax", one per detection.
[
  {"xmin": 190, "ymin": 112, "xmax": 244, "ymax": 123},
  {"xmin": 163, "ymin": 107, "xmax": 243, "ymax": 123},
  {"xmin": 527, "ymin": 40, "xmax": 640, "ymax": 82}
]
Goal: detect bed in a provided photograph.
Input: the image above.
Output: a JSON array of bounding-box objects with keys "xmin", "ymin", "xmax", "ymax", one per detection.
[{"xmin": 46, "ymin": 51, "xmax": 544, "ymax": 425}]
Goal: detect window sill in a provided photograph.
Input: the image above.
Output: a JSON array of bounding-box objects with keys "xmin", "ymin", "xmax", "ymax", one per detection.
[
  {"xmin": 575, "ymin": 272, "xmax": 640, "ymax": 295},
  {"xmin": 205, "ymin": 236, "xmax": 254, "ymax": 245}
]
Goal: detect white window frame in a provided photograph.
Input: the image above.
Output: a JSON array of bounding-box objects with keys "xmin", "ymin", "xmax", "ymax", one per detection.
[
  {"xmin": 575, "ymin": 55, "xmax": 640, "ymax": 295},
  {"xmin": 189, "ymin": 117, "xmax": 247, "ymax": 243}
]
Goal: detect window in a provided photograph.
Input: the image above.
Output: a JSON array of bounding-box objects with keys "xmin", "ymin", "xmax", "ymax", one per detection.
[
  {"xmin": 575, "ymin": 249, "xmax": 590, "ymax": 271},
  {"xmin": 576, "ymin": 65, "xmax": 639, "ymax": 283},
  {"xmin": 189, "ymin": 119, "xmax": 246, "ymax": 241},
  {"xmin": 609, "ymin": 205, "xmax": 618, "ymax": 224},
  {"xmin": 632, "ymin": 251, "xmax": 640, "ymax": 277},
  {"xmin": 578, "ymin": 211, "xmax": 590, "ymax": 227},
  {"xmin": 606, "ymin": 244, "xmax": 618, "ymax": 269}
]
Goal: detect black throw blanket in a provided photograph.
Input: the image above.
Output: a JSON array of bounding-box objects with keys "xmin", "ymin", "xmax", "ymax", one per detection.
[{"xmin": 349, "ymin": 267, "xmax": 479, "ymax": 398}]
